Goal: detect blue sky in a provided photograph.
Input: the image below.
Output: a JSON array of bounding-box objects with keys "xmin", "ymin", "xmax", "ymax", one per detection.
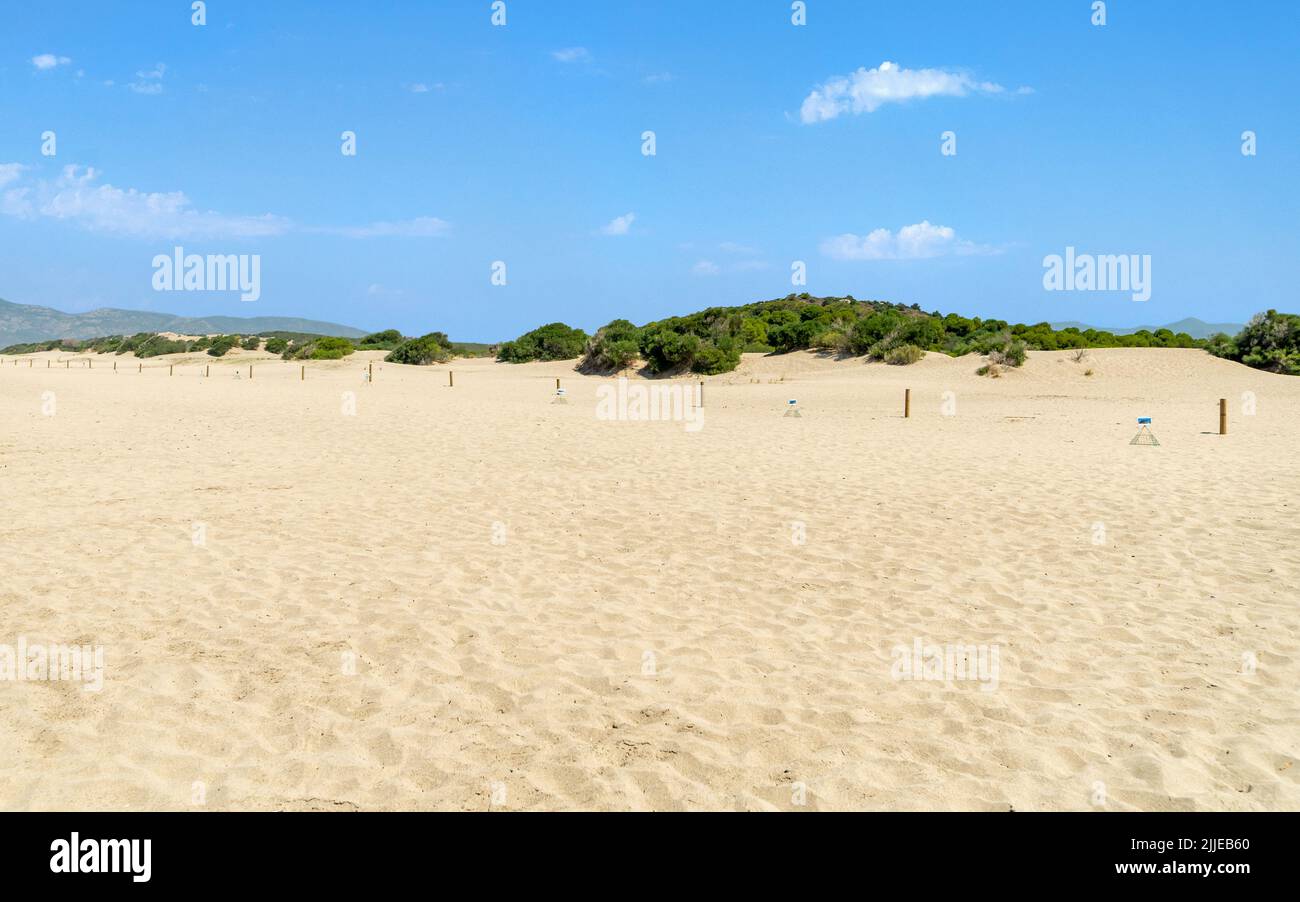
[{"xmin": 1, "ymin": 0, "xmax": 1296, "ymax": 341}]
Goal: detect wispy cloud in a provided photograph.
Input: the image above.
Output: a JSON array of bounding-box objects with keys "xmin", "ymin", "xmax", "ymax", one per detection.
[
  {"xmin": 0, "ymin": 164, "xmax": 24, "ymax": 190},
  {"xmin": 551, "ymin": 47, "xmax": 591, "ymax": 64},
  {"xmin": 310, "ymin": 217, "xmax": 450, "ymax": 239},
  {"xmin": 820, "ymin": 221, "xmax": 998, "ymax": 260},
  {"xmin": 32, "ymin": 54, "xmax": 72, "ymax": 71},
  {"xmin": 643, "ymin": 72, "xmax": 673, "ymax": 84},
  {"xmin": 718, "ymin": 241, "xmax": 759, "ymax": 256},
  {"xmin": 407, "ymin": 82, "xmax": 444, "ymax": 94},
  {"xmin": 0, "ymin": 164, "xmax": 449, "ymax": 241},
  {"xmin": 600, "ymin": 212, "xmax": 635, "ymax": 236},
  {"xmin": 691, "ymin": 241, "xmax": 771, "ymax": 275},
  {"xmin": 800, "ymin": 61, "xmax": 1018, "ymax": 123},
  {"xmin": 692, "ymin": 257, "xmax": 770, "ymax": 276},
  {"xmin": 129, "ymin": 62, "xmax": 167, "ymax": 95}
]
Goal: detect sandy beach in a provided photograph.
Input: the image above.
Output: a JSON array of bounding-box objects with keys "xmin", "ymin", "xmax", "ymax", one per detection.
[{"xmin": 0, "ymin": 346, "xmax": 1296, "ymax": 811}]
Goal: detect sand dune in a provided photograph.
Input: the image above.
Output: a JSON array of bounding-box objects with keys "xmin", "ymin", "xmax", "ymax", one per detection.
[{"xmin": 0, "ymin": 347, "xmax": 1296, "ymax": 810}]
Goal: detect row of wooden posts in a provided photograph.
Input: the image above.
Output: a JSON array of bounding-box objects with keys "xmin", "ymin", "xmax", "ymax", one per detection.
[{"xmin": 1, "ymin": 358, "xmax": 1237, "ymax": 434}]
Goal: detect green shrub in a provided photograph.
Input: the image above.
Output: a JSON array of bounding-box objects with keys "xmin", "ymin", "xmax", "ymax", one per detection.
[
  {"xmin": 124, "ymin": 334, "xmax": 191, "ymax": 357},
  {"xmin": 241, "ymin": 335, "xmax": 261, "ymax": 351},
  {"xmin": 357, "ymin": 329, "xmax": 404, "ymax": 351},
  {"xmin": 583, "ymin": 319, "xmax": 641, "ymax": 370},
  {"xmin": 264, "ymin": 337, "xmax": 289, "ymax": 354},
  {"xmin": 848, "ymin": 312, "xmax": 904, "ymax": 355},
  {"xmin": 1221, "ymin": 310, "xmax": 1300, "ymax": 374},
  {"xmin": 207, "ymin": 335, "xmax": 239, "ymax": 357},
  {"xmin": 812, "ymin": 330, "xmax": 846, "ymax": 352},
  {"xmin": 386, "ymin": 332, "xmax": 452, "ymax": 365},
  {"xmin": 692, "ymin": 340, "xmax": 742, "ymax": 375},
  {"xmin": 498, "ymin": 323, "xmax": 588, "ymax": 363},
  {"xmin": 884, "ymin": 344, "xmax": 925, "ymax": 365},
  {"xmin": 308, "ymin": 336, "xmax": 355, "ymax": 360}
]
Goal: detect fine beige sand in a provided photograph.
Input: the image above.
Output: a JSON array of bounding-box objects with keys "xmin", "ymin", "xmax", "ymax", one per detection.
[{"xmin": 0, "ymin": 346, "xmax": 1297, "ymax": 811}]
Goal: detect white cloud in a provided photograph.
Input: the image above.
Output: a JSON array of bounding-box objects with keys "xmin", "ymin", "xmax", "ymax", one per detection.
[
  {"xmin": 32, "ymin": 54, "xmax": 72, "ymax": 70},
  {"xmin": 551, "ymin": 47, "xmax": 591, "ymax": 63},
  {"xmin": 407, "ymin": 82, "xmax": 443, "ymax": 94},
  {"xmin": 719, "ymin": 241, "xmax": 759, "ymax": 255},
  {"xmin": 0, "ymin": 165, "xmax": 287, "ymax": 238},
  {"xmin": 643, "ymin": 72, "xmax": 673, "ymax": 84},
  {"xmin": 800, "ymin": 61, "xmax": 1013, "ymax": 123},
  {"xmin": 311, "ymin": 217, "xmax": 450, "ymax": 239},
  {"xmin": 600, "ymin": 212, "xmax": 635, "ymax": 236},
  {"xmin": 692, "ymin": 256, "xmax": 768, "ymax": 276},
  {"xmin": 0, "ymin": 164, "xmax": 449, "ymax": 241},
  {"xmin": 129, "ymin": 62, "xmax": 167, "ymax": 95},
  {"xmin": 820, "ymin": 221, "xmax": 997, "ymax": 260},
  {"xmin": 0, "ymin": 164, "xmax": 24, "ymax": 190}
]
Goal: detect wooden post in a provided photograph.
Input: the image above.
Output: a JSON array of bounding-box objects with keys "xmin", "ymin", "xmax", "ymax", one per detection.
[
  {"xmin": 249, "ymin": 365, "xmax": 253, "ymax": 380},
  {"xmin": 449, "ymin": 370, "xmax": 454, "ymax": 388},
  {"xmin": 206, "ymin": 365, "xmax": 210, "ymax": 377},
  {"xmin": 1219, "ymin": 398, "xmax": 1227, "ymax": 435},
  {"xmin": 699, "ymin": 380, "xmax": 705, "ymax": 407},
  {"xmin": 170, "ymin": 365, "xmax": 173, "ymax": 376},
  {"xmin": 113, "ymin": 361, "xmax": 117, "ymax": 372},
  {"xmin": 369, "ymin": 362, "xmax": 373, "ymax": 382},
  {"xmin": 556, "ymin": 377, "xmax": 561, "ymax": 390},
  {"xmin": 138, "ymin": 363, "xmax": 142, "ymax": 373},
  {"xmin": 301, "ymin": 365, "xmax": 305, "ymax": 381},
  {"xmin": 905, "ymin": 388, "xmax": 911, "ymax": 418}
]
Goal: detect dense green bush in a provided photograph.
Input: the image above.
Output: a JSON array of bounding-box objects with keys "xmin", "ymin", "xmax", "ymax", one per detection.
[
  {"xmin": 264, "ymin": 337, "xmax": 289, "ymax": 354},
  {"xmin": 848, "ymin": 311, "xmax": 904, "ymax": 355},
  {"xmin": 582, "ymin": 319, "xmax": 641, "ymax": 370},
  {"xmin": 357, "ymin": 329, "xmax": 404, "ymax": 350},
  {"xmin": 241, "ymin": 335, "xmax": 261, "ymax": 351},
  {"xmin": 884, "ymin": 344, "xmax": 925, "ymax": 365},
  {"xmin": 497, "ymin": 323, "xmax": 589, "ymax": 363},
  {"xmin": 385, "ymin": 332, "xmax": 453, "ymax": 365},
  {"xmin": 307, "ymin": 336, "xmax": 355, "ymax": 360},
  {"xmin": 1208, "ymin": 310, "xmax": 1300, "ymax": 374},
  {"xmin": 983, "ymin": 337, "xmax": 1027, "ymax": 368},
  {"xmin": 207, "ymin": 335, "xmax": 239, "ymax": 357},
  {"xmin": 140, "ymin": 339, "xmax": 190, "ymax": 357}
]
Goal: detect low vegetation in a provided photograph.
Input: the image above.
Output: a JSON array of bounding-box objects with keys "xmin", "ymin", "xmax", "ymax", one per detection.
[
  {"xmin": 1204, "ymin": 309, "xmax": 1300, "ymax": 375},
  {"xmin": 505, "ymin": 294, "xmax": 1217, "ymax": 377},
  {"xmin": 0, "ymin": 327, "xmax": 484, "ymax": 367},
  {"xmin": 497, "ymin": 322, "xmax": 589, "ymax": 363},
  {"xmin": 5, "ymin": 303, "xmax": 1295, "ymax": 379},
  {"xmin": 385, "ymin": 332, "xmax": 454, "ymax": 365}
]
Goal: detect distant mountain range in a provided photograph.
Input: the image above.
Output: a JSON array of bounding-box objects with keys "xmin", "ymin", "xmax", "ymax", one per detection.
[
  {"xmin": 0, "ymin": 298, "xmax": 367, "ymax": 345},
  {"xmin": 1048, "ymin": 317, "xmax": 1244, "ymax": 339}
]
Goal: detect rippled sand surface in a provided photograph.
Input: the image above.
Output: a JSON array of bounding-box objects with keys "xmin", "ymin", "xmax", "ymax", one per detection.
[{"xmin": 1, "ymin": 347, "xmax": 1296, "ymax": 810}]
